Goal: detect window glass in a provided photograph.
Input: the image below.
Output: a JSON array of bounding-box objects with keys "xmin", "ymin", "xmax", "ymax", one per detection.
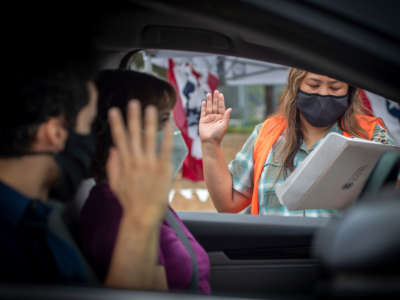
[{"xmin": 129, "ymin": 50, "xmax": 289, "ymax": 213}]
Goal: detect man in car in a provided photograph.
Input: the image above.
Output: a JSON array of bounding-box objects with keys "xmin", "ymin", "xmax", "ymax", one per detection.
[{"xmin": 0, "ymin": 11, "xmax": 172, "ymax": 289}]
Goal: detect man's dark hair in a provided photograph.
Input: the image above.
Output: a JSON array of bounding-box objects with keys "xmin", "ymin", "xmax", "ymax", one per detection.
[
  {"xmin": 1, "ymin": 5, "xmax": 99, "ymax": 157},
  {"xmin": 92, "ymin": 70, "xmax": 177, "ymax": 183}
]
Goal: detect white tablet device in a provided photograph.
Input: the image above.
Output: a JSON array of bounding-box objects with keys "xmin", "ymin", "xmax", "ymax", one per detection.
[{"xmin": 275, "ymin": 133, "xmax": 400, "ymax": 210}]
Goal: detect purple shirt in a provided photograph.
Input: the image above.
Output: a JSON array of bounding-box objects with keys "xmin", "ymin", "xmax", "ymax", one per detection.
[{"xmin": 79, "ymin": 184, "xmax": 211, "ymax": 294}]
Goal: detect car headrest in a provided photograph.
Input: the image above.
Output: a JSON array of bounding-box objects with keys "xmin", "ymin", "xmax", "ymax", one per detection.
[{"xmin": 313, "ymin": 186, "xmax": 400, "ymax": 275}]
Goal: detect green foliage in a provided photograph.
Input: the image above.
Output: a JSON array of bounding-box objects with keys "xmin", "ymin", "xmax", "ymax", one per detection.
[
  {"xmin": 227, "ymin": 126, "xmax": 254, "ymax": 134},
  {"xmin": 227, "ymin": 117, "xmax": 261, "ymax": 134},
  {"xmin": 152, "ymin": 64, "xmax": 168, "ymax": 79},
  {"xmin": 131, "ymin": 52, "xmax": 144, "ymax": 69}
]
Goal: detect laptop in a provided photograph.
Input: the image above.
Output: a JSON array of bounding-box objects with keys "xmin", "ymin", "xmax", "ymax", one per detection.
[{"xmin": 275, "ymin": 132, "xmax": 400, "ymax": 210}]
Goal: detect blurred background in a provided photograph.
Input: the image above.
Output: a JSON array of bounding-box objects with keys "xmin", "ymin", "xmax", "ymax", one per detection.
[{"xmin": 128, "ymin": 49, "xmax": 289, "ymax": 212}]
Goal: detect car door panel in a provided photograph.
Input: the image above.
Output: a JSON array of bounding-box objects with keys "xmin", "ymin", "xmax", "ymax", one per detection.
[{"xmin": 178, "ymin": 212, "xmax": 328, "ymax": 295}]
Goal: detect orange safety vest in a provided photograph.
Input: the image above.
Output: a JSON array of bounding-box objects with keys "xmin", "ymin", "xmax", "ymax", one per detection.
[{"xmin": 250, "ymin": 114, "xmax": 385, "ymax": 215}]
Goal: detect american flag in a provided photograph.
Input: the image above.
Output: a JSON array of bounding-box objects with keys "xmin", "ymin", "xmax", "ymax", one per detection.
[{"xmin": 168, "ymin": 58, "xmax": 218, "ymax": 181}]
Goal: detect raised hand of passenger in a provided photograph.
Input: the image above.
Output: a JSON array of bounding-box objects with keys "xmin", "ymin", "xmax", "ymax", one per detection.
[
  {"xmin": 106, "ymin": 100, "xmax": 173, "ymax": 222},
  {"xmin": 199, "ymin": 90, "xmax": 232, "ymax": 145}
]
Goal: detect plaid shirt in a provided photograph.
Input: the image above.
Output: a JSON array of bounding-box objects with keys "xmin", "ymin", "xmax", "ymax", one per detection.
[{"xmin": 228, "ymin": 122, "xmax": 394, "ymax": 217}]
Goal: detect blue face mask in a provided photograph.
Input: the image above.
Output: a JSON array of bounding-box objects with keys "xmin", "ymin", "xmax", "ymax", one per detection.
[{"xmin": 157, "ymin": 129, "xmax": 188, "ymax": 178}]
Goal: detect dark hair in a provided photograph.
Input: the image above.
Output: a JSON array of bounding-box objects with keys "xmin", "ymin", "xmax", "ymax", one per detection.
[
  {"xmin": 92, "ymin": 70, "xmax": 177, "ymax": 183},
  {"xmin": 0, "ymin": 5, "xmax": 98, "ymax": 157}
]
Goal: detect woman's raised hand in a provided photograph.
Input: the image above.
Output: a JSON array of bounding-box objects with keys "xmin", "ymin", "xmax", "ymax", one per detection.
[
  {"xmin": 105, "ymin": 100, "xmax": 172, "ymax": 290},
  {"xmin": 106, "ymin": 100, "xmax": 173, "ymax": 222},
  {"xmin": 199, "ymin": 90, "xmax": 232, "ymax": 145}
]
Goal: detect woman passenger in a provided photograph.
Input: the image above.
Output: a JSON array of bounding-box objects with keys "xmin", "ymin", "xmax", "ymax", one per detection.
[{"xmin": 79, "ymin": 70, "xmax": 211, "ymax": 294}]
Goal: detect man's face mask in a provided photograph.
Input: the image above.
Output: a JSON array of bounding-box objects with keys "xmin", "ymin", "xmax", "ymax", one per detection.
[
  {"xmin": 156, "ymin": 129, "xmax": 188, "ymax": 178},
  {"xmin": 49, "ymin": 130, "xmax": 96, "ymax": 202},
  {"xmin": 296, "ymin": 90, "xmax": 350, "ymax": 127}
]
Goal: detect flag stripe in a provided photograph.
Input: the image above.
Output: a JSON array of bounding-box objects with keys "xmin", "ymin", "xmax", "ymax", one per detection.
[{"xmin": 168, "ymin": 58, "xmax": 205, "ymax": 181}]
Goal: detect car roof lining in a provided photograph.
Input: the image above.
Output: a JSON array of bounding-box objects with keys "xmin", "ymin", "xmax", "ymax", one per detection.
[{"xmin": 94, "ymin": 1, "xmax": 400, "ymax": 102}]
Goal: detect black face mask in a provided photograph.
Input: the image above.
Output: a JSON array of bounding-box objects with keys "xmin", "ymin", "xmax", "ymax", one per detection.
[
  {"xmin": 296, "ymin": 90, "xmax": 350, "ymax": 127},
  {"xmin": 49, "ymin": 131, "xmax": 95, "ymax": 202}
]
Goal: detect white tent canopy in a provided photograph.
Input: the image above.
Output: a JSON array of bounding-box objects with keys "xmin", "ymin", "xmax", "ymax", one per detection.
[{"xmin": 132, "ymin": 49, "xmax": 289, "ymax": 86}]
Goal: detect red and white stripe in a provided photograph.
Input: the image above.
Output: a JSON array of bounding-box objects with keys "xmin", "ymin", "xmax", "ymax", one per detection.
[{"xmin": 168, "ymin": 58, "xmax": 218, "ymax": 181}]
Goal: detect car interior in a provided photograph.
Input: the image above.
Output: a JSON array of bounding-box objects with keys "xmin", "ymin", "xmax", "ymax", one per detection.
[{"xmin": 2, "ymin": 0, "xmax": 399, "ymax": 299}]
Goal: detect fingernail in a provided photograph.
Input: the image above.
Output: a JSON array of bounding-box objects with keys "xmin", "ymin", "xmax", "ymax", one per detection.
[
  {"xmin": 108, "ymin": 107, "xmax": 118, "ymax": 117},
  {"xmin": 147, "ymin": 105, "xmax": 158, "ymax": 115},
  {"xmin": 129, "ymin": 100, "xmax": 139, "ymax": 108}
]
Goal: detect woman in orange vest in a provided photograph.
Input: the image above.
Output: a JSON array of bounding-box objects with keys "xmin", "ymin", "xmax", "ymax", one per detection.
[{"xmin": 199, "ymin": 68, "xmax": 394, "ymax": 217}]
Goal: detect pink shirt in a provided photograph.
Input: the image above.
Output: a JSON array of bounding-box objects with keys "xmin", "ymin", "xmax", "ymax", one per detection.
[{"xmin": 79, "ymin": 184, "xmax": 211, "ymax": 294}]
